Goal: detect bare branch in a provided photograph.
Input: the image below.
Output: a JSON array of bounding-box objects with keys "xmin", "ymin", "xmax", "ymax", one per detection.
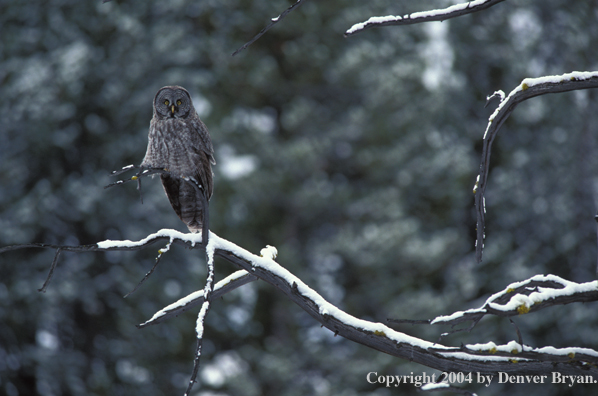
[
  {"xmin": 105, "ymin": 164, "xmax": 170, "ymax": 205},
  {"xmin": 1, "ymin": 230, "xmax": 192, "ymax": 291},
  {"xmin": 38, "ymin": 248, "xmax": 63, "ymax": 293},
  {"xmin": 510, "ymin": 318, "xmax": 523, "ymax": 347},
  {"xmin": 473, "ymin": 71, "xmax": 598, "ymax": 263},
  {"xmin": 232, "ymin": 0, "xmax": 308, "ymax": 56},
  {"xmin": 345, "ymin": 0, "xmax": 506, "ymax": 37},
  {"xmin": 124, "ymin": 241, "xmax": 172, "ymax": 298}
]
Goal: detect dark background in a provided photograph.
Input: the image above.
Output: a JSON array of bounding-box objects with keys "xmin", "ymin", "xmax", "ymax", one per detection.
[{"xmin": 1, "ymin": 0, "xmax": 597, "ymax": 395}]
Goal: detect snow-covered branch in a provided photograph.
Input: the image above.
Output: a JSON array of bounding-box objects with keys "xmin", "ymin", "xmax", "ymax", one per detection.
[
  {"xmin": 3, "ymin": 230, "xmax": 598, "ymax": 380},
  {"xmin": 139, "ymin": 270, "xmax": 258, "ymax": 327},
  {"xmin": 345, "ymin": 0, "xmax": 506, "ymax": 37},
  {"xmin": 392, "ymin": 275, "xmax": 598, "ymax": 339},
  {"xmin": 473, "ymin": 71, "xmax": 598, "ymax": 263}
]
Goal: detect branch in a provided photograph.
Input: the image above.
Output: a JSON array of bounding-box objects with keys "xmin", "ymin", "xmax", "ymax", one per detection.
[
  {"xmin": 232, "ymin": 0, "xmax": 308, "ymax": 56},
  {"xmin": 345, "ymin": 0, "xmax": 506, "ymax": 37},
  {"xmin": 140, "ymin": 247, "xmax": 275, "ymax": 327},
  {"xmin": 184, "ymin": 238, "xmax": 216, "ymax": 396},
  {"xmin": 5, "ymin": 230, "xmax": 598, "ymax": 379},
  {"xmin": 105, "ymin": 164, "xmax": 170, "ymax": 206},
  {"xmin": 473, "ymin": 71, "xmax": 598, "ymax": 263},
  {"xmin": 0, "ymin": 230, "xmax": 198, "ymax": 292},
  {"xmin": 390, "ymin": 274, "xmax": 598, "ymax": 339},
  {"xmin": 138, "ymin": 270, "xmax": 258, "ymax": 328}
]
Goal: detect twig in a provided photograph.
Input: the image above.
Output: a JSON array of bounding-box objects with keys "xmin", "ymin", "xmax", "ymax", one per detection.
[
  {"xmin": 105, "ymin": 165, "xmax": 170, "ymax": 203},
  {"xmin": 1, "ymin": 232, "xmax": 184, "ymax": 290},
  {"xmin": 124, "ymin": 241, "xmax": 172, "ymax": 298},
  {"xmin": 38, "ymin": 248, "xmax": 63, "ymax": 293},
  {"xmin": 345, "ymin": 0, "xmax": 506, "ymax": 37},
  {"xmin": 509, "ymin": 318, "xmax": 523, "ymax": 346},
  {"xmin": 232, "ymin": 0, "xmax": 308, "ymax": 56},
  {"xmin": 485, "ymin": 90, "xmax": 505, "ymax": 108}
]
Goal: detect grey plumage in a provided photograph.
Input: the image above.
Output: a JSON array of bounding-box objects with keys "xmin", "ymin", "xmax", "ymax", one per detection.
[{"xmin": 141, "ymin": 86, "xmax": 215, "ymax": 233}]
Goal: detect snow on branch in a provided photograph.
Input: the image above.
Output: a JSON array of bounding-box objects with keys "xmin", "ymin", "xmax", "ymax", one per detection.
[
  {"xmin": 473, "ymin": 71, "xmax": 598, "ymax": 263},
  {"xmin": 345, "ymin": 0, "xmax": 506, "ymax": 37},
  {"xmin": 3, "ymin": 230, "xmax": 598, "ymax": 379},
  {"xmin": 392, "ymin": 275, "xmax": 598, "ymax": 341},
  {"xmin": 139, "ymin": 270, "xmax": 257, "ymax": 327}
]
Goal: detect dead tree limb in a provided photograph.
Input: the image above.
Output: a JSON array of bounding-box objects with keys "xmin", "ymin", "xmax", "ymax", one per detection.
[
  {"xmin": 473, "ymin": 71, "xmax": 598, "ymax": 263},
  {"xmin": 3, "ymin": 230, "xmax": 598, "ymax": 378}
]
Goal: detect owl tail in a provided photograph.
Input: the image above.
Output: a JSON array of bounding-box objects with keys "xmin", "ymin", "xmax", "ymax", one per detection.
[{"xmin": 160, "ymin": 175, "xmax": 207, "ymax": 233}]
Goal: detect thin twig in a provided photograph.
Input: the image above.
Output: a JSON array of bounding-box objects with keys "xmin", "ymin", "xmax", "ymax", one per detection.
[
  {"xmin": 232, "ymin": 0, "xmax": 308, "ymax": 56},
  {"xmin": 509, "ymin": 318, "xmax": 523, "ymax": 346},
  {"xmin": 105, "ymin": 165, "xmax": 168, "ymax": 189},
  {"xmin": 124, "ymin": 241, "xmax": 172, "ymax": 298},
  {"xmin": 38, "ymin": 248, "xmax": 62, "ymax": 293}
]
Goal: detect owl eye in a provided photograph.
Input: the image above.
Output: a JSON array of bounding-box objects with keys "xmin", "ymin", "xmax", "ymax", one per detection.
[
  {"xmin": 164, "ymin": 100, "xmax": 170, "ymax": 106},
  {"xmin": 176, "ymin": 100, "xmax": 182, "ymax": 106}
]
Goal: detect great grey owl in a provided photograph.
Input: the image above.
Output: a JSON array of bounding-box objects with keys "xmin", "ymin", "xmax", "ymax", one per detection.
[{"xmin": 141, "ymin": 86, "xmax": 215, "ymax": 233}]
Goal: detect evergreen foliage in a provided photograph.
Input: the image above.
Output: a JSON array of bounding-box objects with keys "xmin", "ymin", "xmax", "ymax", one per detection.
[{"xmin": 1, "ymin": 0, "xmax": 597, "ymax": 395}]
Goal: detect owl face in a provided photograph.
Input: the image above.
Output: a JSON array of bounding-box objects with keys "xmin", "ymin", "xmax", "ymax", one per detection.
[{"xmin": 153, "ymin": 86, "xmax": 193, "ymax": 120}]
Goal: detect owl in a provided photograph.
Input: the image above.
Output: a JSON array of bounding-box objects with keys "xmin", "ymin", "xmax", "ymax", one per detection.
[{"xmin": 141, "ymin": 86, "xmax": 215, "ymax": 233}]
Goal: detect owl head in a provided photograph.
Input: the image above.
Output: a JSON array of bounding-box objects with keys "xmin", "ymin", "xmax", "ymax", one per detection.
[{"xmin": 153, "ymin": 86, "xmax": 194, "ymax": 120}]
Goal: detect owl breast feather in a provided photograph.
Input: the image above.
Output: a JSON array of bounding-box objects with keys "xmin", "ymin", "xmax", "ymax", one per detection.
[{"xmin": 142, "ymin": 118, "xmax": 202, "ymax": 178}]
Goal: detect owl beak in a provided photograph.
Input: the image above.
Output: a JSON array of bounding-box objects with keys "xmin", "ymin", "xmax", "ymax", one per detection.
[{"xmin": 171, "ymin": 105, "xmax": 176, "ymax": 115}]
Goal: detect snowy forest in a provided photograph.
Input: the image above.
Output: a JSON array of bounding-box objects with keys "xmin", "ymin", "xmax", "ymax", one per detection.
[{"xmin": 1, "ymin": 0, "xmax": 598, "ymax": 395}]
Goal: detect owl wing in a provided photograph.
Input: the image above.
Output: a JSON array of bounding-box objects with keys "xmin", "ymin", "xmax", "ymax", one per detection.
[
  {"xmin": 160, "ymin": 174, "xmax": 205, "ymax": 233},
  {"xmin": 161, "ymin": 117, "xmax": 214, "ymax": 233},
  {"xmin": 142, "ymin": 115, "xmax": 214, "ymax": 234},
  {"xmin": 188, "ymin": 116, "xmax": 215, "ymax": 200}
]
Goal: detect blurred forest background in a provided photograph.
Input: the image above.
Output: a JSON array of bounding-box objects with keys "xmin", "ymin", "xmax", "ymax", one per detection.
[{"xmin": 1, "ymin": 0, "xmax": 598, "ymax": 395}]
